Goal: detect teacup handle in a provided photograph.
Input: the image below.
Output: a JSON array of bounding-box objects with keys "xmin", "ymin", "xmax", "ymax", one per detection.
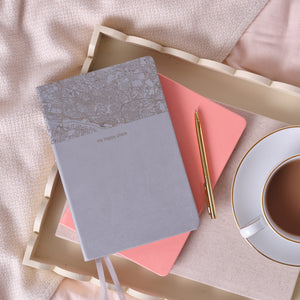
[{"xmin": 240, "ymin": 216, "xmax": 266, "ymax": 239}]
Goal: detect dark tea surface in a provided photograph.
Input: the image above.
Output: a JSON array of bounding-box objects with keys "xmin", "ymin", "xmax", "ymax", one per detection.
[{"xmin": 265, "ymin": 158, "xmax": 300, "ymax": 237}]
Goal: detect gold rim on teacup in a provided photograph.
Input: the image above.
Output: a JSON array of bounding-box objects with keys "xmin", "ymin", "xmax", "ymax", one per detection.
[{"xmin": 261, "ymin": 154, "xmax": 300, "ymax": 244}]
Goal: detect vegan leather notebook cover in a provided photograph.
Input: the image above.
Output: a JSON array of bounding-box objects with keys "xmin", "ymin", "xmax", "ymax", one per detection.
[
  {"xmin": 37, "ymin": 56, "xmax": 200, "ymax": 261},
  {"xmin": 56, "ymin": 73, "xmax": 247, "ymax": 275}
]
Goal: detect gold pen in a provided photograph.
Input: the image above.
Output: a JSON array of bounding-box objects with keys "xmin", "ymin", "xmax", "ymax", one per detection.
[{"xmin": 195, "ymin": 110, "xmax": 217, "ymax": 219}]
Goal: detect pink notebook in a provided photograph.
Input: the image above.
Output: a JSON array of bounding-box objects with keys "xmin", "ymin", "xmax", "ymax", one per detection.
[{"xmin": 56, "ymin": 74, "xmax": 246, "ymax": 275}]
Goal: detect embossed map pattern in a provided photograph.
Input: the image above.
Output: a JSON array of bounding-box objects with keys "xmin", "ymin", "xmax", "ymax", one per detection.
[{"xmin": 37, "ymin": 57, "xmax": 167, "ymax": 143}]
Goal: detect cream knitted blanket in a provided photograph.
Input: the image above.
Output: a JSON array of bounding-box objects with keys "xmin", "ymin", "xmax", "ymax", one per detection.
[{"xmin": 0, "ymin": 1, "xmax": 267, "ymax": 299}]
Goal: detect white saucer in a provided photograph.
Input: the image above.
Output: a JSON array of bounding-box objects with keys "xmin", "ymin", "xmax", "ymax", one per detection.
[{"xmin": 232, "ymin": 126, "xmax": 300, "ymax": 266}]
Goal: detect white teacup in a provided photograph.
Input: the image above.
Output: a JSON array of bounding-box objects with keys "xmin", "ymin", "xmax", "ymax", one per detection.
[{"xmin": 240, "ymin": 154, "xmax": 300, "ymax": 243}]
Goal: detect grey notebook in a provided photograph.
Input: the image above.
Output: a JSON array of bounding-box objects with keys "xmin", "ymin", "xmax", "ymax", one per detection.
[{"xmin": 37, "ymin": 56, "xmax": 200, "ymax": 261}]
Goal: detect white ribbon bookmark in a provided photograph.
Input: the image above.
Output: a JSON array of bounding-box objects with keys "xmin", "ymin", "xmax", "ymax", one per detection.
[
  {"xmin": 95, "ymin": 258, "xmax": 108, "ymax": 300},
  {"xmin": 95, "ymin": 256, "xmax": 124, "ymax": 300},
  {"xmin": 103, "ymin": 256, "xmax": 125, "ymax": 300}
]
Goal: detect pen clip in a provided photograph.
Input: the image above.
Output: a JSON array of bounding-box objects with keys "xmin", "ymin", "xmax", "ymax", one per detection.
[{"xmin": 203, "ymin": 183, "xmax": 211, "ymax": 216}]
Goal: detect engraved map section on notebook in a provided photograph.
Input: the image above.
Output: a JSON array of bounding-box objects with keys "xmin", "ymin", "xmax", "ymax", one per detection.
[{"xmin": 38, "ymin": 57, "xmax": 167, "ymax": 144}]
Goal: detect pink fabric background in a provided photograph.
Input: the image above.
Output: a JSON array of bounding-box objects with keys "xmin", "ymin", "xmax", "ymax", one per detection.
[
  {"xmin": 52, "ymin": 0, "xmax": 300, "ymax": 299},
  {"xmin": 225, "ymin": 0, "xmax": 300, "ymax": 88},
  {"xmin": 52, "ymin": 279, "xmax": 138, "ymax": 300}
]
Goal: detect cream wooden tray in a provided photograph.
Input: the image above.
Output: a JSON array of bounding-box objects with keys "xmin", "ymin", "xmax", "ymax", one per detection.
[{"xmin": 23, "ymin": 25, "xmax": 300, "ymax": 300}]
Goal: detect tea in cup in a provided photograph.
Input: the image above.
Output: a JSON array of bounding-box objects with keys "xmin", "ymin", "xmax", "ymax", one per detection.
[{"xmin": 240, "ymin": 155, "xmax": 300, "ymax": 242}]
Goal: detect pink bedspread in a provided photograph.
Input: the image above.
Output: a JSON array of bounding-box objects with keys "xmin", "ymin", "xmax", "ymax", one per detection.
[
  {"xmin": 52, "ymin": 0, "xmax": 300, "ymax": 299},
  {"xmin": 225, "ymin": 0, "xmax": 300, "ymax": 88}
]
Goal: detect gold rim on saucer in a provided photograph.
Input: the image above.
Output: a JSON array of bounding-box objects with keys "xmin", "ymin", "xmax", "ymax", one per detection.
[{"xmin": 231, "ymin": 125, "xmax": 300, "ymax": 267}]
